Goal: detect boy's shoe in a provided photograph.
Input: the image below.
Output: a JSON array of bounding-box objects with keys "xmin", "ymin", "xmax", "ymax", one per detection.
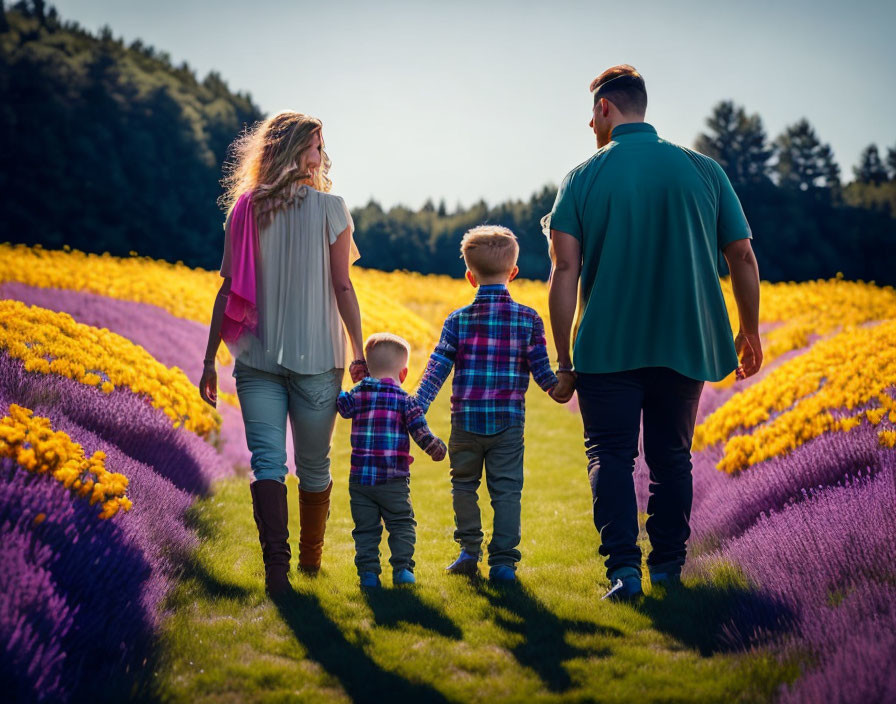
[
  {"xmin": 446, "ymin": 549, "xmax": 480, "ymax": 576},
  {"xmin": 649, "ymin": 561, "xmax": 682, "ymax": 587},
  {"xmin": 359, "ymin": 572, "xmax": 381, "ymax": 588},
  {"xmin": 601, "ymin": 567, "xmax": 643, "ymax": 602},
  {"xmin": 489, "ymin": 565, "xmax": 517, "ymax": 583},
  {"xmin": 393, "ymin": 568, "xmax": 416, "ymax": 585},
  {"xmin": 649, "ymin": 571, "xmax": 682, "ymax": 588}
]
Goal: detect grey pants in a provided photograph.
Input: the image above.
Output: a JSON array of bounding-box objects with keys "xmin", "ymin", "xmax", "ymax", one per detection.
[
  {"xmin": 448, "ymin": 425, "xmax": 525, "ymax": 568},
  {"xmin": 349, "ymin": 479, "xmax": 416, "ymax": 574}
]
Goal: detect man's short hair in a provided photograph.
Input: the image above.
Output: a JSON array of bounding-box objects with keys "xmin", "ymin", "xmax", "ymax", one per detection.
[
  {"xmin": 460, "ymin": 225, "xmax": 520, "ymax": 278},
  {"xmin": 365, "ymin": 332, "xmax": 411, "ymax": 377},
  {"xmin": 590, "ymin": 65, "xmax": 647, "ymax": 116}
]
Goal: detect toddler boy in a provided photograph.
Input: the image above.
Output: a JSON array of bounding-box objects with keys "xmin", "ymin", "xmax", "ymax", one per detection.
[
  {"xmin": 337, "ymin": 333, "xmax": 446, "ymax": 588},
  {"xmin": 415, "ymin": 226, "xmax": 559, "ymax": 582}
]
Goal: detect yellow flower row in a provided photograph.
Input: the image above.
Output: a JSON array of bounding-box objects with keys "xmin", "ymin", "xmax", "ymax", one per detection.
[
  {"xmin": 0, "ymin": 243, "xmax": 439, "ymax": 373},
  {"xmin": 716, "ymin": 277, "xmax": 896, "ymax": 386},
  {"xmin": 0, "ymin": 243, "xmax": 233, "ymax": 367},
  {"xmin": 0, "ymin": 300, "xmax": 221, "ymax": 438},
  {"xmin": 0, "ymin": 404, "xmax": 132, "ymax": 519},
  {"xmin": 693, "ymin": 319, "xmax": 896, "ymax": 472}
]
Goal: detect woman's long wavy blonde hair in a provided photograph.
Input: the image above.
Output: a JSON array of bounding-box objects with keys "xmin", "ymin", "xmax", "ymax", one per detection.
[{"xmin": 219, "ymin": 111, "xmax": 332, "ymax": 229}]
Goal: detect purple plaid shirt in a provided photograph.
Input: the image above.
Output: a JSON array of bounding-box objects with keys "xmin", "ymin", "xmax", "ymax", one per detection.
[
  {"xmin": 337, "ymin": 377, "xmax": 441, "ymax": 485},
  {"xmin": 416, "ymin": 284, "xmax": 558, "ymax": 435}
]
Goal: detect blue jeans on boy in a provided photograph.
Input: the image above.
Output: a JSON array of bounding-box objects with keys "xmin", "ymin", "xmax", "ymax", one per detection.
[
  {"xmin": 349, "ymin": 478, "xmax": 417, "ymax": 575},
  {"xmin": 575, "ymin": 367, "xmax": 704, "ymax": 578},
  {"xmin": 233, "ymin": 360, "xmax": 342, "ymax": 490}
]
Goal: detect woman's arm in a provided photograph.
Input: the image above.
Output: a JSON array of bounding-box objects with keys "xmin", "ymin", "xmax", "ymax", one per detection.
[
  {"xmin": 199, "ymin": 277, "xmax": 231, "ymax": 407},
  {"xmin": 329, "ymin": 225, "xmax": 365, "ymax": 374}
]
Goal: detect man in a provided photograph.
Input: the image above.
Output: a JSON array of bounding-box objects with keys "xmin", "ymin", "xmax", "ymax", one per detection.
[{"xmin": 547, "ymin": 65, "xmax": 762, "ymax": 601}]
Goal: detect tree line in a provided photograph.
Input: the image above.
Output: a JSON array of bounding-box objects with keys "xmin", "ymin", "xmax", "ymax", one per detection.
[{"xmin": 1, "ymin": 2, "xmax": 894, "ymax": 283}]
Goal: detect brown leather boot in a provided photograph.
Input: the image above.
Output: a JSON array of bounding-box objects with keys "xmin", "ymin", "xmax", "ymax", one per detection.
[
  {"xmin": 298, "ymin": 480, "xmax": 332, "ymax": 574},
  {"xmin": 249, "ymin": 479, "xmax": 291, "ymax": 596}
]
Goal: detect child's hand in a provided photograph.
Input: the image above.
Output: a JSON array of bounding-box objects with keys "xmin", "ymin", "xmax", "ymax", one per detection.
[
  {"xmin": 549, "ymin": 371, "xmax": 576, "ymax": 404},
  {"xmin": 424, "ymin": 437, "xmax": 447, "ymax": 462}
]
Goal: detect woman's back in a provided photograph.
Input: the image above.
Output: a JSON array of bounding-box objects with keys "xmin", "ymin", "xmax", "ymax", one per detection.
[{"xmin": 221, "ymin": 187, "xmax": 355, "ymax": 375}]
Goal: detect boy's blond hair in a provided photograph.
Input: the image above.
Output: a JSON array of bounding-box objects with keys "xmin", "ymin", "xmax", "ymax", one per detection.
[
  {"xmin": 460, "ymin": 225, "xmax": 520, "ymax": 278},
  {"xmin": 365, "ymin": 332, "xmax": 411, "ymax": 378}
]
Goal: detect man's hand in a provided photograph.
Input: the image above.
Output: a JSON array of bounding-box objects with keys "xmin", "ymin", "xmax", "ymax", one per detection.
[
  {"xmin": 199, "ymin": 361, "xmax": 217, "ymax": 408},
  {"xmin": 549, "ymin": 371, "xmax": 576, "ymax": 403},
  {"xmin": 734, "ymin": 331, "xmax": 763, "ymax": 380},
  {"xmin": 424, "ymin": 437, "xmax": 447, "ymax": 462}
]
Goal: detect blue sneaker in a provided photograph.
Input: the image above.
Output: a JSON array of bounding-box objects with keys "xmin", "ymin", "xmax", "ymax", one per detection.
[
  {"xmin": 359, "ymin": 571, "xmax": 381, "ymax": 588},
  {"xmin": 489, "ymin": 565, "xmax": 517, "ymax": 583},
  {"xmin": 393, "ymin": 568, "xmax": 416, "ymax": 585},
  {"xmin": 649, "ymin": 561, "xmax": 683, "ymax": 588},
  {"xmin": 649, "ymin": 571, "xmax": 682, "ymax": 587},
  {"xmin": 601, "ymin": 567, "xmax": 643, "ymax": 602},
  {"xmin": 446, "ymin": 549, "xmax": 480, "ymax": 576}
]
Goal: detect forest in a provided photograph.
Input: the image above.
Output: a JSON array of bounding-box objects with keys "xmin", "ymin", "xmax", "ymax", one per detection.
[{"xmin": 1, "ymin": 2, "xmax": 894, "ymax": 283}]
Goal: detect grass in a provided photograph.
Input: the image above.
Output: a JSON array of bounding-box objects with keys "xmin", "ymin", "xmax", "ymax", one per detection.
[{"xmin": 146, "ymin": 386, "xmax": 797, "ymax": 703}]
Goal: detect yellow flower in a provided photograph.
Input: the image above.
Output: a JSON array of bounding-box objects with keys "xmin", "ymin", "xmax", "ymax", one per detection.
[{"xmin": 0, "ymin": 405, "xmax": 132, "ymax": 518}]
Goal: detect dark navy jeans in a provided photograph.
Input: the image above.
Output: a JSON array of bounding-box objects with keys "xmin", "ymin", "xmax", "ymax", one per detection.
[{"xmin": 576, "ymin": 368, "xmax": 704, "ymax": 578}]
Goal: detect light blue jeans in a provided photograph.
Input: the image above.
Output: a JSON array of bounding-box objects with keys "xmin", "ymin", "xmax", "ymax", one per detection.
[{"xmin": 233, "ymin": 360, "xmax": 343, "ymax": 490}]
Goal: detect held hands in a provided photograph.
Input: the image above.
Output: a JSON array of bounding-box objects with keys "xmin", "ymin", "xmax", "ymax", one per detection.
[
  {"xmin": 549, "ymin": 370, "xmax": 576, "ymax": 404},
  {"xmin": 199, "ymin": 361, "xmax": 218, "ymax": 408},
  {"xmin": 424, "ymin": 437, "xmax": 447, "ymax": 462},
  {"xmin": 734, "ymin": 331, "xmax": 763, "ymax": 380},
  {"xmin": 349, "ymin": 358, "xmax": 369, "ymax": 383}
]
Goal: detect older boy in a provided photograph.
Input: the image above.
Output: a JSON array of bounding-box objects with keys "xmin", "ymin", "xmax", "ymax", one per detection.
[
  {"xmin": 416, "ymin": 226, "xmax": 559, "ymax": 582},
  {"xmin": 338, "ymin": 333, "xmax": 447, "ymax": 588}
]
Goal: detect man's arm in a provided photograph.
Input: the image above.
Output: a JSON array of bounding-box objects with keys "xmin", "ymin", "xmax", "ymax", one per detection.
[
  {"xmin": 722, "ymin": 238, "xmax": 762, "ymax": 379},
  {"xmin": 414, "ymin": 317, "xmax": 458, "ymax": 412},
  {"xmin": 548, "ymin": 230, "xmax": 581, "ymax": 402}
]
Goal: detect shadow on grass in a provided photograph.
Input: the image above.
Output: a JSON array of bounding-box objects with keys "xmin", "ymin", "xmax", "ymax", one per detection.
[
  {"xmin": 640, "ymin": 582, "xmax": 795, "ymax": 655},
  {"xmin": 274, "ymin": 589, "xmax": 453, "ymax": 704},
  {"xmin": 477, "ymin": 579, "xmax": 622, "ymax": 693},
  {"xmin": 362, "ymin": 586, "xmax": 463, "ymax": 640}
]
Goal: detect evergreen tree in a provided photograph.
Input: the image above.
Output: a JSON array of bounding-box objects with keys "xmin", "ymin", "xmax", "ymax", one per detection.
[
  {"xmin": 853, "ymin": 144, "xmax": 888, "ymax": 185},
  {"xmin": 695, "ymin": 100, "xmax": 774, "ymax": 184},
  {"xmin": 775, "ymin": 119, "xmax": 840, "ymax": 192},
  {"xmin": 886, "ymin": 144, "xmax": 896, "ymax": 181}
]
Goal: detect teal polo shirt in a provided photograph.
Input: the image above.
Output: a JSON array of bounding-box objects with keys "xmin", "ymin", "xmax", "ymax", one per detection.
[{"xmin": 548, "ymin": 122, "xmax": 751, "ymax": 382}]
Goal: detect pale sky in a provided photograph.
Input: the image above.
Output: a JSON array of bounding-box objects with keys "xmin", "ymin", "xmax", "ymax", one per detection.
[{"xmin": 51, "ymin": 0, "xmax": 896, "ymax": 210}]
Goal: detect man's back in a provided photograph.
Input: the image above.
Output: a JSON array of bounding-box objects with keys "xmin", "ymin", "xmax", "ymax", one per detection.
[{"xmin": 549, "ymin": 122, "xmax": 752, "ymax": 382}]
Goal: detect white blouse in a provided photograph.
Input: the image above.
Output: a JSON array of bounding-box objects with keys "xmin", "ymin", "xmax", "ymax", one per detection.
[{"xmin": 220, "ymin": 187, "xmax": 358, "ymax": 376}]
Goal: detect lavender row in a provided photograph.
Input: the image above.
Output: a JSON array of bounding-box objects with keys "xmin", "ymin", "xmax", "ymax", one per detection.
[{"xmin": 0, "ymin": 352, "xmax": 238, "ymax": 701}]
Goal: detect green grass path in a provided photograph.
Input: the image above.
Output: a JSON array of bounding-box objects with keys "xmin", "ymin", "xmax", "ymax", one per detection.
[{"xmin": 149, "ymin": 387, "xmax": 794, "ymax": 703}]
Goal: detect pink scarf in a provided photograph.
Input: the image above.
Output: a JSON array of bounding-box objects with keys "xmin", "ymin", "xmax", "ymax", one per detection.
[{"xmin": 220, "ymin": 191, "xmax": 259, "ymax": 344}]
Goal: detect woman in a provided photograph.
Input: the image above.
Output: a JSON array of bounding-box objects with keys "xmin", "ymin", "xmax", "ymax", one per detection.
[{"xmin": 199, "ymin": 111, "xmax": 367, "ymax": 595}]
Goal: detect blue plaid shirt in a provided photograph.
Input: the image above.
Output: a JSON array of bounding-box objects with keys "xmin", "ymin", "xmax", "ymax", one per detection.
[
  {"xmin": 337, "ymin": 377, "xmax": 441, "ymax": 485},
  {"xmin": 415, "ymin": 284, "xmax": 558, "ymax": 435}
]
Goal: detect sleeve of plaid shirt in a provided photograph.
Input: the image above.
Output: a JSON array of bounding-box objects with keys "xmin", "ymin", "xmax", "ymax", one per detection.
[
  {"xmin": 527, "ymin": 313, "xmax": 559, "ymax": 392},
  {"xmin": 415, "ymin": 316, "xmax": 459, "ymax": 412},
  {"xmin": 336, "ymin": 389, "xmax": 356, "ymax": 418},
  {"xmin": 405, "ymin": 395, "xmax": 441, "ymax": 451}
]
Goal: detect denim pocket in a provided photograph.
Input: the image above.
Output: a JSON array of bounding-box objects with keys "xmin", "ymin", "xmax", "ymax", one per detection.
[{"xmin": 291, "ymin": 368, "xmax": 342, "ymax": 410}]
